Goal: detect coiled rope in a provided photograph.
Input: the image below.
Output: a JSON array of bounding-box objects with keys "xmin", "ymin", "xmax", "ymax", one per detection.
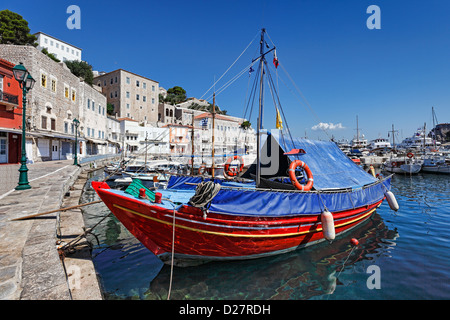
[{"xmin": 188, "ymin": 181, "xmax": 221, "ymax": 209}]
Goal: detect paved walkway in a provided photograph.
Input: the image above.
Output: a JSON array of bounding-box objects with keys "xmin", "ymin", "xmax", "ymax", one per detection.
[{"xmin": 0, "ymin": 160, "xmax": 81, "ymax": 299}]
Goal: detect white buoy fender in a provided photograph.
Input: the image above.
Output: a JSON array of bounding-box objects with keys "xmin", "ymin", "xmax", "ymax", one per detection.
[
  {"xmin": 321, "ymin": 209, "xmax": 335, "ymax": 241},
  {"xmin": 385, "ymin": 191, "xmax": 399, "ymax": 211}
]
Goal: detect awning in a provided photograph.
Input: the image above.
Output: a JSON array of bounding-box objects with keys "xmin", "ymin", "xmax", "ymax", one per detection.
[{"xmin": 86, "ymin": 138, "xmax": 107, "ymax": 145}]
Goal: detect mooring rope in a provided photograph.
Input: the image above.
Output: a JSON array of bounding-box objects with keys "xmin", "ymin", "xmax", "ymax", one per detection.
[{"xmin": 163, "ymin": 198, "xmax": 177, "ymax": 301}]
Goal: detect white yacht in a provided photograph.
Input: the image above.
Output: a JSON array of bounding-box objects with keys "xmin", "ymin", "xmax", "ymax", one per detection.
[
  {"xmin": 398, "ymin": 127, "xmax": 441, "ymax": 150},
  {"xmin": 369, "ymin": 137, "xmax": 391, "ymax": 151}
]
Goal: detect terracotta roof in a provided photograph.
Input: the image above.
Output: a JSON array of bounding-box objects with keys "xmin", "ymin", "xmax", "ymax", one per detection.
[
  {"xmin": 117, "ymin": 117, "xmax": 138, "ymax": 122},
  {"xmin": 194, "ymin": 112, "xmax": 240, "ymax": 122}
]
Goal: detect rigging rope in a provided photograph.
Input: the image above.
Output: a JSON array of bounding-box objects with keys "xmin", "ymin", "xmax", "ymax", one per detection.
[{"xmin": 200, "ymin": 31, "xmax": 260, "ymax": 100}]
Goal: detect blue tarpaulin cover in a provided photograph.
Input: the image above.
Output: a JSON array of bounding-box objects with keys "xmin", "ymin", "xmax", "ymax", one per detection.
[
  {"xmin": 267, "ymin": 130, "xmax": 378, "ymax": 190},
  {"xmin": 167, "ymin": 132, "xmax": 390, "ymax": 217}
]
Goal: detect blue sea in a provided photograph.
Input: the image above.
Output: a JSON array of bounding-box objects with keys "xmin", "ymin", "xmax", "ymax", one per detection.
[{"xmin": 81, "ymin": 172, "xmax": 449, "ymax": 300}]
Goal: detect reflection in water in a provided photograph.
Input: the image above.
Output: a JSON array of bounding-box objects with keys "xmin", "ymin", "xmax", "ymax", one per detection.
[{"xmin": 142, "ymin": 212, "xmax": 398, "ymax": 300}]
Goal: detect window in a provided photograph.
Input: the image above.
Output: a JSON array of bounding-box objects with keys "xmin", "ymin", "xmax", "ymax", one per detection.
[
  {"xmin": 143, "ymin": 82, "xmax": 146, "ymax": 89},
  {"xmin": 44, "ymin": 38, "xmax": 48, "ymax": 44},
  {"xmin": 61, "ymin": 45, "xmax": 64, "ymax": 51},
  {"xmin": 41, "ymin": 116, "xmax": 47, "ymax": 129},
  {"xmin": 64, "ymin": 122, "xmax": 68, "ymax": 133},
  {"xmin": 126, "ymin": 91, "xmax": 130, "ymax": 98},
  {"xmin": 41, "ymin": 73, "xmax": 47, "ymax": 88},
  {"xmin": 143, "ymin": 96, "xmax": 146, "ymax": 102},
  {"xmin": 56, "ymin": 43, "xmax": 59, "ymax": 49},
  {"xmin": 92, "ymin": 129, "xmax": 95, "ymax": 137},
  {"xmin": 87, "ymin": 99, "xmax": 90, "ymax": 109},
  {"xmin": 136, "ymin": 94, "xmax": 139, "ymax": 100},
  {"xmin": 87, "ymin": 128, "xmax": 90, "ymax": 136},
  {"xmin": 51, "ymin": 118, "xmax": 56, "ymax": 130},
  {"xmin": 115, "ymin": 76, "xmax": 117, "ymax": 83},
  {"xmin": 152, "ymin": 85, "xmax": 155, "ymax": 92},
  {"xmin": 71, "ymin": 89, "xmax": 76, "ymax": 102},
  {"xmin": 99, "ymin": 104, "xmax": 101, "ymax": 114},
  {"xmin": 110, "ymin": 78, "xmax": 113, "ymax": 84},
  {"xmin": 114, "ymin": 91, "xmax": 117, "ymax": 97},
  {"xmin": 126, "ymin": 77, "xmax": 130, "ymax": 84},
  {"xmin": 92, "ymin": 101, "xmax": 95, "ymax": 110},
  {"xmin": 51, "ymin": 79, "xmax": 56, "ymax": 92},
  {"xmin": 50, "ymin": 40, "xmax": 53, "ymax": 46},
  {"xmin": 64, "ymin": 85, "xmax": 69, "ymax": 99},
  {"xmin": 136, "ymin": 80, "xmax": 140, "ymax": 87},
  {"xmin": 126, "ymin": 103, "xmax": 130, "ymax": 109},
  {"xmin": 152, "ymin": 98, "xmax": 155, "ymax": 104}
]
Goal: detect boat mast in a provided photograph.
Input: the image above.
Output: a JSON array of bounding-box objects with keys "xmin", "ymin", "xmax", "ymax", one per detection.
[
  {"xmin": 256, "ymin": 28, "xmax": 266, "ymax": 187},
  {"xmin": 211, "ymin": 92, "xmax": 216, "ymax": 178},
  {"xmin": 191, "ymin": 111, "xmax": 195, "ymax": 175}
]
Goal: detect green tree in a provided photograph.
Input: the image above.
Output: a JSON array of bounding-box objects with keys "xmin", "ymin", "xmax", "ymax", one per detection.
[
  {"xmin": 107, "ymin": 103, "xmax": 115, "ymax": 116},
  {"xmin": 164, "ymin": 86, "xmax": 187, "ymax": 105},
  {"xmin": 0, "ymin": 10, "xmax": 37, "ymax": 45},
  {"xmin": 240, "ymin": 120, "xmax": 251, "ymax": 130},
  {"xmin": 64, "ymin": 60, "xmax": 94, "ymax": 85}
]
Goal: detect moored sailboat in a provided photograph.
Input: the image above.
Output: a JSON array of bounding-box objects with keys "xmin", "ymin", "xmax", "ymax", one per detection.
[{"xmin": 92, "ymin": 29, "xmax": 397, "ymax": 265}]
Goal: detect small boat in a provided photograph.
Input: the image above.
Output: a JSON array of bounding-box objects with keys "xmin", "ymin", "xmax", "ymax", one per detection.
[
  {"xmin": 92, "ymin": 29, "xmax": 396, "ymax": 266},
  {"xmin": 382, "ymin": 155, "xmax": 422, "ymax": 174},
  {"xmin": 421, "ymin": 153, "xmax": 450, "ymax": 174}
]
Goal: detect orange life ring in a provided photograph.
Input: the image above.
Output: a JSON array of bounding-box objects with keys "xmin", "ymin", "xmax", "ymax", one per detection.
[
  {"xmin": 288, "ymin": 160, "xmax": 314, "ymax": 191},
  {"xmin": 224, "ymin": 156, "xmax": 244, "ymax": 177},
  {"xmin": 198, "ymin": 164, "xmax": 206, "ymax": 175},
  {"xmin": 407, "ymin": 152, "xmax": 414, "ymax": 158},
  {"xmin": 391, "ymin": 161, "xmax": 397, "ymax": 167}
]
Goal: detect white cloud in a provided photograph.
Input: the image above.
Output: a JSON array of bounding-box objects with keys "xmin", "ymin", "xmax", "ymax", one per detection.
[{"xmin": 311, "ymin": 122, "xmax": 345, "ymax": 131}]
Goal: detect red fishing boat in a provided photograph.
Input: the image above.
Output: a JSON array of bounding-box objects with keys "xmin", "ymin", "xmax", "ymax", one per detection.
[{"xmin": 92, "ymin": 29, "xmax": 398, "ymax": 265}]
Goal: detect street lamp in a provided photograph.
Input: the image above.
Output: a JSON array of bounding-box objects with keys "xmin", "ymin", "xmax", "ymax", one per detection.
[
  {"xmin": 73, "ymin": 118, "xmax": 80, "ymax": 165},
  {"xmin": 13, "ymin": 62, "xmax": 35, "ymax": 190}
]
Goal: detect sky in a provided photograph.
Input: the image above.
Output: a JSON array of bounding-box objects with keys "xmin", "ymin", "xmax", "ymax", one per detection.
[{"xmin": 3, "ymin": 0, "xmax": 450, "ymax": 142}]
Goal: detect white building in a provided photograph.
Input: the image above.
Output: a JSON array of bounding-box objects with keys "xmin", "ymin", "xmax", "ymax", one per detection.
[
  {"xmin": 106, "ymin": 116, "xmax": 121, "ymax": 154},
  {"xmin": 78, "ymin": 82, "xmax": 108, "ymax": 156},
  {"xmin": 119, "ymin": 118, "xmax": 169, "ymax": 155},
  {"xmin": 193, "ymin": 113, "xmax": 256, "ymax": 157},
  {"xmin": 34, "ymin": 32, "xmax": 82, "ymax": 62}
]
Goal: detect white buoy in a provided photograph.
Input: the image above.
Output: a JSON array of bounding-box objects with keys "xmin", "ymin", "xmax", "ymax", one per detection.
[
  {"xmin": 321, "ymin": 209, "xmax": 335, "ymax": 242},
  {"xmin": 385, "ymin": 191, "xmax": 399, "ymax": 211}
]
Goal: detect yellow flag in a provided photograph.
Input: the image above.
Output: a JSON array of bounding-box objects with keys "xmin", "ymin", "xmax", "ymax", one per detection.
[{"xmin": 276, "ymin": 107, "xmax": 283, "ymax": 129}]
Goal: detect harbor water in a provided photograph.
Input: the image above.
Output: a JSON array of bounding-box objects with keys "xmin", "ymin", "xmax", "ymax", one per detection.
[{"xmin": 81, "ymin": 171, "xmax": 449, "ymax": 300}]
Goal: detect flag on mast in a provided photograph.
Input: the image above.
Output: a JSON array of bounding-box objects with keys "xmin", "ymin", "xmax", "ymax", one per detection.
[
  {"xmin": 273, "ymin": 50, "xmax": 279, "ymax": 68},
  {"xmin": 276, "ymin": 107, "xmax": 283, "ymax": 129}
]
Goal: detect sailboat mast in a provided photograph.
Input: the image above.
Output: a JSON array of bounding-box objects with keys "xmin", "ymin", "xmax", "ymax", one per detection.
[
  {"xmin": 256, "ymin": 28, "xmax": 266, "ymax": 187},
  {"xmin": 211, "ymin": 93, "xmax": 216, "ymax": 178}
]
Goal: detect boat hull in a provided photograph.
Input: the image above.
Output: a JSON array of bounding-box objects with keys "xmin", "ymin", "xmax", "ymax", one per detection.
[{"xmin": 92, "ymin": 181, "xmax": 382, "ymax": 265}]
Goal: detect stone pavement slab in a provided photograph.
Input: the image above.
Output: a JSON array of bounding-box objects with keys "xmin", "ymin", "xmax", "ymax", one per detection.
[{"xmin": 0, "ymin": 160, "xmax": 80, "ymax": 300}]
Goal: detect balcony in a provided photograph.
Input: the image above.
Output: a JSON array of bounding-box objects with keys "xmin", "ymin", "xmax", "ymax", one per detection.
[{"xmin": 0, "ymin": 90, "xmax": 19, "ymax": 110}]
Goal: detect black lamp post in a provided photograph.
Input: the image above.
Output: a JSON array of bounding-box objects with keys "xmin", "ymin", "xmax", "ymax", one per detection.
[
  {"xmin": 12, "ymin": 62, "xmax": 35, "ymax": 190},
  {"xmin": 73, "ymin": 118, "xmax": 80, "ymax": 165}
]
